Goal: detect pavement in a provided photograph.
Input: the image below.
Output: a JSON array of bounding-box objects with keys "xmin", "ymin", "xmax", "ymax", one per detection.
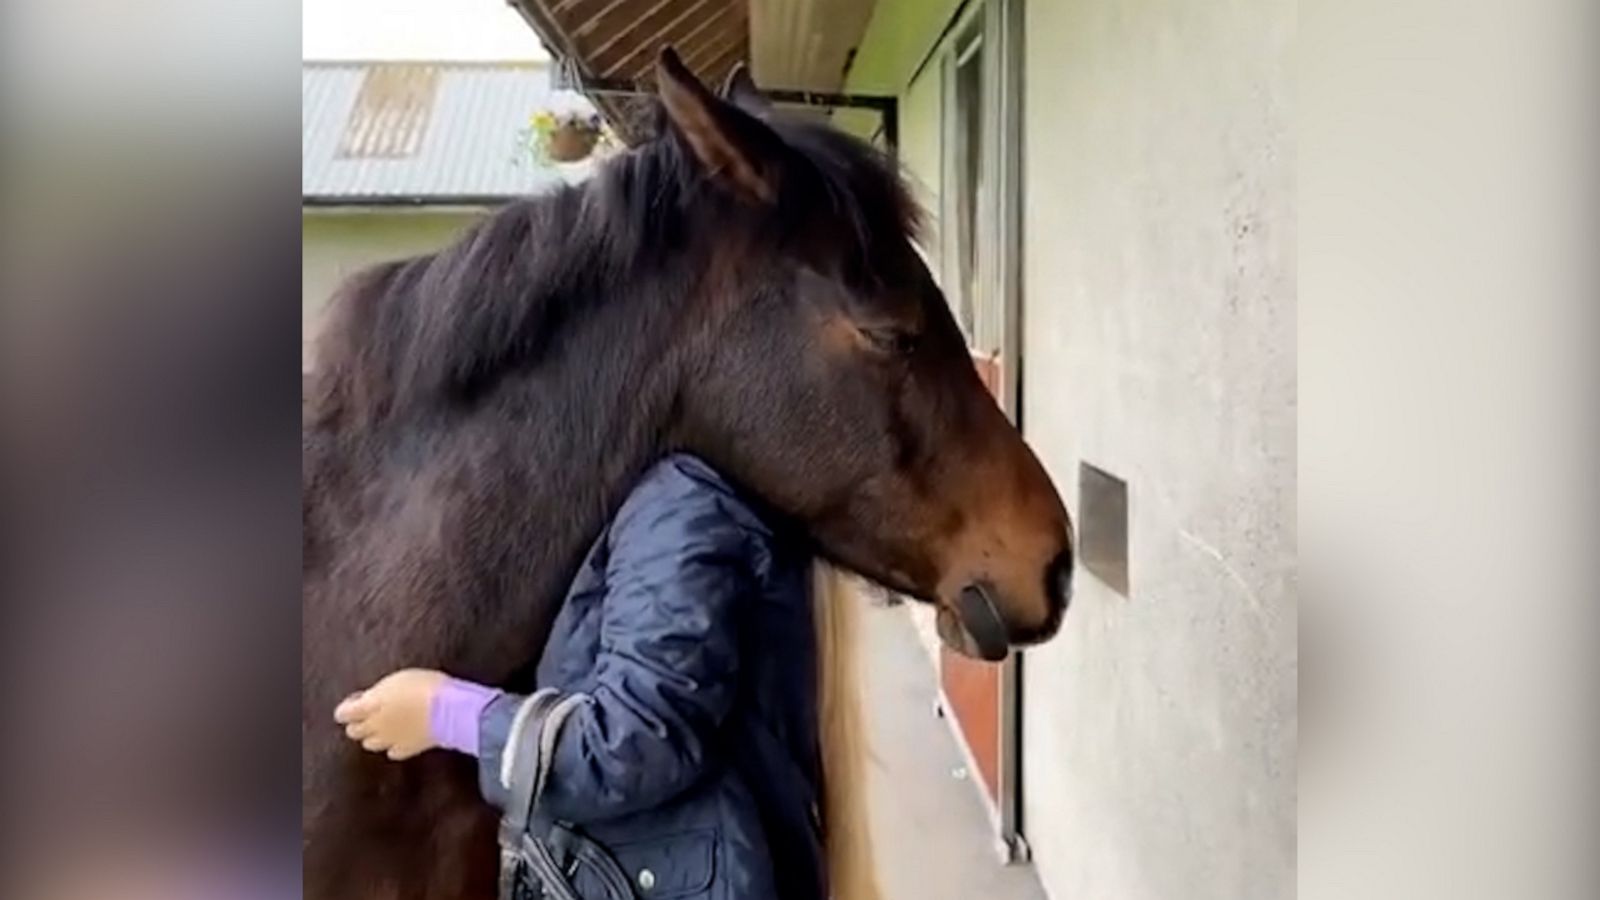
[{"xmin": 857, "ymin": 603, "xmax": 1049, "ymax": 900}]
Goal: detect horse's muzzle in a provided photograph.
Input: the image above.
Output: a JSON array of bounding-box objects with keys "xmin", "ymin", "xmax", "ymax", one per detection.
[{"xmin": 937, "ymin": 548, "xmax": 1073, "ymax": 660}]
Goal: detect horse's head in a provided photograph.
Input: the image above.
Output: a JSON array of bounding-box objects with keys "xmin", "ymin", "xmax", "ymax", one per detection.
[{"xmin": 652, "ymin": 51, "xmax": 1073, "ymax": 660}]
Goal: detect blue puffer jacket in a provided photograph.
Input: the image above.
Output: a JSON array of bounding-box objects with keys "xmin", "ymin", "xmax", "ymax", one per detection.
[{"xmin": 476, "ymin": 455, "xmax": 825, "ymax": 900}]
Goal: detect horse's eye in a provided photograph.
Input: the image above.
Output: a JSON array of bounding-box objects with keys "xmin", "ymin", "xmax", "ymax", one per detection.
[{"xmin": 863, "ymin": 327, "xmax": 918, "ymax": 356}]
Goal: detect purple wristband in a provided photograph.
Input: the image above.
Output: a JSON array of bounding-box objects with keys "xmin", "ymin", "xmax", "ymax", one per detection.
[{"xmin": 428, "ymin": 677, "xmax": 501, "ymax": 757}]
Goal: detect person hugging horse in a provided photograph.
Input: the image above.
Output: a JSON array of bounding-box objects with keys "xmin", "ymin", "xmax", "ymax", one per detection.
[{"xmin": 335, "ymin": 454, "xmax": 853, "ymax": 900}]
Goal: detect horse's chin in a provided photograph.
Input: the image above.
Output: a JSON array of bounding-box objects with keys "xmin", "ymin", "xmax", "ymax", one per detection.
[{"xmin": 842, "ymin": 567, "xmax": 1011, "ymax": 661}]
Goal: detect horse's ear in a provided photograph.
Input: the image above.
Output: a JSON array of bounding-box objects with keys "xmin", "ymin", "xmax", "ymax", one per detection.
[
  {"xmin": 656, "ymin": 48, "xmax": 782, "ymax": 205},
  {"xmin": 721, "ymin": 64, "xmax": 772, "ymax": 116}
]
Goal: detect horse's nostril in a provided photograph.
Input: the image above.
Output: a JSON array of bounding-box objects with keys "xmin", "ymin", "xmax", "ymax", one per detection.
[
  {"xmin": 1006, "ymin": 551, "xmax": 1074, "ymax": 647},
  {"xmin": 1047, "ymin": 548, "xmax": 1074, "ymax": 611}
]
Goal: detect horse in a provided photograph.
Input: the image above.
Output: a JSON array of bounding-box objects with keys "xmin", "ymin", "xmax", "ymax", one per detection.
[{"xmin": 302, "ymin": 48, "xmax": 1074, "ymax": 900}]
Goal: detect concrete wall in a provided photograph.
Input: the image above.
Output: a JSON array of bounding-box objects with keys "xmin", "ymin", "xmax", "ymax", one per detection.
[
  {"xmin": 1017, "ymin": 1, "xmax": 1296, "ymax": 899},
  {"xmin": 301, "ymin": 209, "xmax": 486, "ymax": 363}
]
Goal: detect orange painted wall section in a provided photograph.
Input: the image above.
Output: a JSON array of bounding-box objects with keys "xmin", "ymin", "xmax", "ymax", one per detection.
[{"xmin": 938, "ymin": 351, "xmax": 1006, "ymax": 804}]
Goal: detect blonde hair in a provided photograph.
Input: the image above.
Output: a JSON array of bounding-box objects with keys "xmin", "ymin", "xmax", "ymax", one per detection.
[{"xmin": 812, "ymin": 563, "xmax": 883, "ymax": 900}]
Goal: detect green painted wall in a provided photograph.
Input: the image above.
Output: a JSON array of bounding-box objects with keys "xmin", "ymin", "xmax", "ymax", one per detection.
[
  {"xmin": 846, "ymin": 0, "xmax": 966, "ymax": 94},
  {"xmin": 833, "ymin": 0, "xmax": 962, "ymax": 141},
  {"xmin": 301, "ymin": 210, "xmax": 486, "ymax": 365},
  {"xmin": 835, "ymin": 0, "xmax": 956, "ymax": 243}
]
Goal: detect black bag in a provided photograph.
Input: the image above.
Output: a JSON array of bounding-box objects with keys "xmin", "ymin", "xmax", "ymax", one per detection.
[{"xmin": 497, "ymin": 692, "xmax": 634, "ymax": 900}]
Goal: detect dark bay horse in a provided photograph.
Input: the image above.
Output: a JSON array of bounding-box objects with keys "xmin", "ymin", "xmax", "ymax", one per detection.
[{"xmin": 303, "ymin": 49, "xmax": 1073, "ymax": 900}]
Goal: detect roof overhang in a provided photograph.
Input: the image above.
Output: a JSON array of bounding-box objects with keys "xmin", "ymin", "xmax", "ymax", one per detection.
[{"xmin": 505, "ymin": 0, "xmax": 884, "ymax": 143}]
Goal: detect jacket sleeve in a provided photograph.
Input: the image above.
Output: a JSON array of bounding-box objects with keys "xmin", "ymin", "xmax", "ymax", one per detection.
[{"xmin": 475, "ymin": 469, "xmax": 754, "ymax": 823}]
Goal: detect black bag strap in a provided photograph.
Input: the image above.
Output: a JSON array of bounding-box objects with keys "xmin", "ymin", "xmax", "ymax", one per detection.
[
  {"xmin": 501, "ymin": 690, "xmax": 559, "ymax": 836},
  {"xmin": 497, "ymin": 691, "xmax": 591, "ymax": 900}
]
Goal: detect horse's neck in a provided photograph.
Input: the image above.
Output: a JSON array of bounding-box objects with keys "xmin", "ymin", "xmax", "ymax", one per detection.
[{"xmin": 447, "ymin": 308, "xmax": 688, "ymax": 680}]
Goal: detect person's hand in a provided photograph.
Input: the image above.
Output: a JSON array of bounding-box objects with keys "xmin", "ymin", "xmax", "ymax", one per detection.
[{"xmin": 334, "ymin": 668, "xmax": 447, "ymax": 760}]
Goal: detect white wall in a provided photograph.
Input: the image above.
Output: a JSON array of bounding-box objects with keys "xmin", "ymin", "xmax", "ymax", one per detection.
[
  {"xmin": 1018, "ymin": 1, "xmax": 1296, "ymax": 899},
  {"xmin": 302, "ymin": 209, "xmax": 486, "ymax": 365}
]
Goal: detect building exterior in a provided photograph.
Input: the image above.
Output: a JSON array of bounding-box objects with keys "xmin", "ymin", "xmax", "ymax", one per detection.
[
  {"xmin": 844, "ymin": 4, "xmax": 1297, "ymax": 898},
  {"xmin": 839, "ymin": 2, "xmax": 1295, "ymax": 897},
  {"xmin": 301, "ymin": 61, "xmax": 594, "ymax": 366}
]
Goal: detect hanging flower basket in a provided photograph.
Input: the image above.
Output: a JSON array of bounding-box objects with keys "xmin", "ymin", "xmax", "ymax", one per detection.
[
  {"xmin": 523, "ymin": 109, "xmax": 607, "ymax": 164},
  {"xmin": 547, "ymin": 122, "xmax": 600, "ymax": 161}
]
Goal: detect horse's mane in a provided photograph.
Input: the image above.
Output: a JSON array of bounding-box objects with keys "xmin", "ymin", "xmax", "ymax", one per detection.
[{"xmin": 305, "ymin": 105, "xmax": 921, "ymax": 432}]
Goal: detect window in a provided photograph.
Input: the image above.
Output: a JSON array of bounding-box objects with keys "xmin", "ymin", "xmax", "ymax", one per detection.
[
  {"xmin": 950, "ymin": 25, "xmax": 985, "ymax": 340},
  {"xmin": 941, "ymin": 8, "xmax": 1015, "ymax": 365}
]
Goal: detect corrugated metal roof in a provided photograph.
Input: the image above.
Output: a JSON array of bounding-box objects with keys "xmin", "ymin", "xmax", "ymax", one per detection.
[{"xmin": 303, "ymin": 61, "xmax": 596, "ymax": 204}]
